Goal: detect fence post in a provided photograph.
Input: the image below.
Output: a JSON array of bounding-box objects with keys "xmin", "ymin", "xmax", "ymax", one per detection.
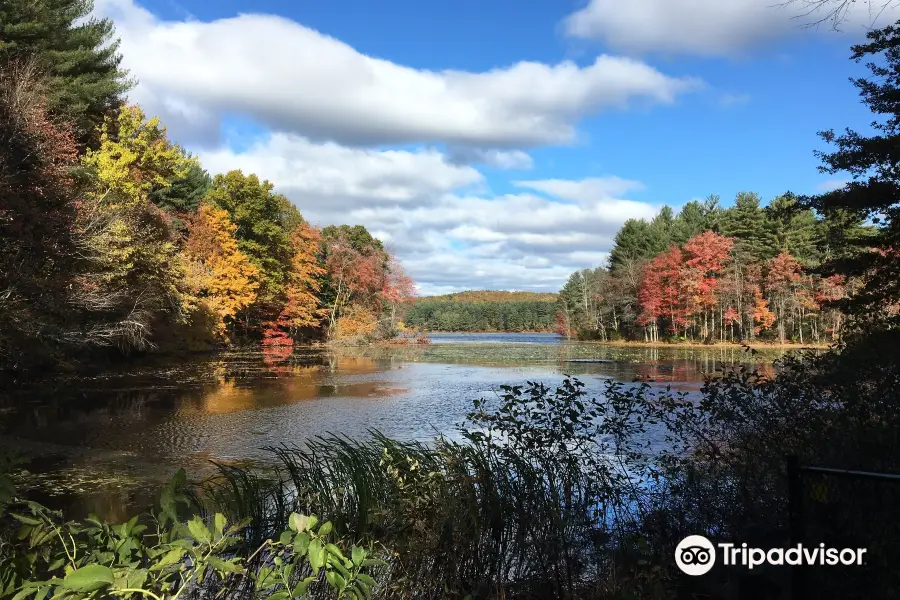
[{"xmin": 786, "ymin": 454, "xmax": 805, "ymax": 600}]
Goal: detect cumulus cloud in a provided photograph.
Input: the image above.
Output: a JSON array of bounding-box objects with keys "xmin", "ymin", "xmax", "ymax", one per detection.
[
  {"xmin": 91, "ymin": 0, "xmax": 682, "ymax": 292},
  {"xmin": 95, "ymin": 0, "xmax": 699, "ymax": 148},
  {"xmin": 197, "ymin": 136, "xmax": 661, "ymax": 291},
  {"xmin": 562, "ymin": 0, "xmax": 900, "ymax": 56},
  {"xmin": 200, "ymin": 133, "xmax": 485, "ymax": 210},
  {"xmin": 514, "ymin": 176, "xmax": 646, "ymax": 202}
]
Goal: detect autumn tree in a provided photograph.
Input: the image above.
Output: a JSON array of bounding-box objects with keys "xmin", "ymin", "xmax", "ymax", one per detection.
[
  {"xmin": 71, "ymin": 105, "xmax": 189, "ymax": 351},
  {"xmin": 380, "ymin": 258, "xmax": 416, "ymax": 332},
  {"xmin": 263, "ymin": 223, "xmax": 328, "ymax": 344},
  {"xmin": 181, "ymin": 204, "xmax": 260, "ymax": 342},
  {"xmin": 0, "ymin": 63, "xmax": 79, "ymax": 368},
  {"xmin": 81, "ymin": 104, "xmax": 198, "ymax": 207},
  {"xmin": 320, "ymin": 225, "xmax": 392, "ymax": 339},
  {"xmin": 682, "ymin": 231, "xmax": 733, "ymax": 340},
  {"xmin": 766, "ymin": 252, "xmax": 803, "ymax": 344},
  {"xmin": 205, "ymin": 171, "xmax": 295, "ymax": 312}
]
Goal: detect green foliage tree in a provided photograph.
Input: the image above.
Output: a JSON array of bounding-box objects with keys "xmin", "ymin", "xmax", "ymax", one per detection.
[
  {"xmin": 802, "ymin": 21, "xmax": 900, "ymax": 311},
  {"xmin": 608, "ymin": 218, "xmax": 656, "ymax": 270},
  {"xmin": 148, "ymin": 163, "xmax": 212, "ymax": 215},
  {"xmin": 0, "ymin": 0, "xmax": 132, "ymax": 147},
  {"xmin": 205, "ymin": 171, "xmax": 295, "ymax": 302},
  {"xmin": 719, "ymin": 191, "xmax": 778, "ymax": 263},
  {"xmin": 322, "ymin": 224, "xmax": 385, "ymax": 253},
  {"xmin": 765, "ymin": 192, "xmax": 821, "ymax": 265}
]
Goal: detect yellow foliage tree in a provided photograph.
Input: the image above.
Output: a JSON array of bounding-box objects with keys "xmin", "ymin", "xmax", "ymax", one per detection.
[
  {"xmin": 334, "ymin": 306, "xmax": 379, "ymax": 339},
  {"xmin": 82, "ymin": 104, "xmax": 198, "ymax": 205},
  {"xmin": 182, "ymin": 204, "xmax": 260, "ymax": 339},
  {"xmin": 282, "ymin": 223, "xmax": 328, "ymax": 329}
]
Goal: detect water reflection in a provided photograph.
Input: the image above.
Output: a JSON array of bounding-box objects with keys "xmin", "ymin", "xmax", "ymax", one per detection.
[{"xmin": 0, "ymin": 337, "xmax": 796, "ymax": 518}]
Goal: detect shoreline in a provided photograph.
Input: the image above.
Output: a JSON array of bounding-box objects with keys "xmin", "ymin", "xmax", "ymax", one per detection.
[
  {"xmin": 569, "ymin": 339, "xmax": 830, "ymax": 350},
  {"xmin": 418, "ymin": 331, "xmax": 830, "ymax": 350}
]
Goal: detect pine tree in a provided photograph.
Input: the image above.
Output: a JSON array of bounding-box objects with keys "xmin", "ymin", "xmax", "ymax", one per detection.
[
  {"xmin": 765, "ymin": 192, "xmax": 821, "ymax": 266},
  {"xmin": 0, "ymin": 0, "xmax": 133, "ymax": 147},
  {"xmin": 149, "ymin": 163, "xmax": 212, "ymax": 215},
  {"xmin": 670, "ymin": 200, "xmax": 709, "ymax": 244},
  {"xmin": 803, "ymin": 21, "xmax": 900, "ymax": 311},
  {"xmin": 720, "ymin": 191, "xmax": 778, "ymax": 263}
]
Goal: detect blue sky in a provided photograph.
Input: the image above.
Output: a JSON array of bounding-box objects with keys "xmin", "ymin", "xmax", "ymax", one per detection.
[{"xmin": 95, "ymin": 0, "xmax": 890, "ymax": 294}]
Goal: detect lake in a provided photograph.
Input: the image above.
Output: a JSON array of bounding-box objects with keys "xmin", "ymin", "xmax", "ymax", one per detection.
[{"xmin": 0, "ymin": 333, "xmax": 785, "ymax": 520}]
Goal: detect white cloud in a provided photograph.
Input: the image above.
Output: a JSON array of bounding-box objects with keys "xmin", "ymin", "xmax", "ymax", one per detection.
[
  {"xmin": 90, "ymin": 0, "xmax": 686, "ymax": 292},
  {"xmin": 817, "ymin": 178, "xmax": 848, "ymax": 191},
  {"xmin": 198, "ymin": 137, "xmax": 661, "ymax": 292},
  {"xmin": 200, "ymin": 133, "xmax": 484, "ymax": 209},
  {"xmin": 563, "ymin": 0, "xmax": 900, "ymax": 56},
  {"xmin": 514, "ymin": 176, "xmax": 646, "ymax": 202},
  {"xmin": 447, "ymin": 148, "xmax": 534, "ymax": 170},
  {"xmin": 96, "ymin": 0, "xmax": 700, "ymax": 148}
]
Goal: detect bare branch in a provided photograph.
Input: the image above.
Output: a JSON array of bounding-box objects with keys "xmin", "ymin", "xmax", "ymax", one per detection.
[{"xmin": 776, "ymin": 0, "xmax": 900, "ymax": 31}]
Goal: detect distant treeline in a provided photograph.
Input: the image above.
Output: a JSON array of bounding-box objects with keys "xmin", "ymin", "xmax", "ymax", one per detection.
[{"xmin": 402, "ymin": 291, "xmax": 558, "ymax": 331}]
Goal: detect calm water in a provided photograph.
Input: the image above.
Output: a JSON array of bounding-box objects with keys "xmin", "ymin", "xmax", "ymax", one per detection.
[{"xmin": 0, "ymin": 333, "xmax": 787, "ymax": 519}]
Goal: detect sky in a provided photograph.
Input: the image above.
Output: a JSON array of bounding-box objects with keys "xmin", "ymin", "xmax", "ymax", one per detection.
[{"xmin": 93, "ymin": 0, "xmax": 897, "ymax": 295}]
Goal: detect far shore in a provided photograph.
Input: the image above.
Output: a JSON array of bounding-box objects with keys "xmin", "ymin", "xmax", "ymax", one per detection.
[{"xmin": 417, "ymin": 331, "xmax": 830, "ymax": 350}]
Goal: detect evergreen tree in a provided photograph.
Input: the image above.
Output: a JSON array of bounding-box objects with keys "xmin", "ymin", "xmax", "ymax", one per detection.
[
  {"xmin": 647, "ymin": 205, "xmax": 676, "ymax": 254},
  {"xmin": 0, "ymin": 0, "xmax": 133, "ymax": 147},
  {"xmin": 609, "ymin": 219, "xmax": 655, "ymax": 269},
  {"xmin": 803, "ymin": 21, "xmax": 900, "ymax": 310},
  {"xmin": 149, "ymin": 163, "xmax": 212, "ymax": 215},
  {"xmin": 720, "ymin": 191, "xmax": 778, "ymax": 263},
  {"xmin": 671, "ymin": 200, "xmax": 709, "ymax": 244},
  {"xmin": 766, "ymin": 192, "xmax": 821, "ymax": 266}
]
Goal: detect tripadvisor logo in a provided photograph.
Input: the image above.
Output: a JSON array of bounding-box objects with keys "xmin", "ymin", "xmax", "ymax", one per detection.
[
  {"xmin": 676, "ymin": 535, "xmax": 716, "ymax": 576},
  {"xmin": 675, "ymin": 535, "xmax": 868, "ymax": 576}
]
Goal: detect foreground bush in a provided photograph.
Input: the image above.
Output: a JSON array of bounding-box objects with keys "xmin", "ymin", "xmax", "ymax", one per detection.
[{"xmin": 0, "ymin": 472, "xmax": 382, "ymax": 600}]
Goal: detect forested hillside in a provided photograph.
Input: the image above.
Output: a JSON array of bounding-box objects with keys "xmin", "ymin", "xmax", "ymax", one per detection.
[
  {"xmin": 0, "ymin": 3, "xmax": 415, "ymax": 374},
  {"xmin": 403, "ymin": 291, "xmax": 558, "ymax": 331},
  {"xmin": 558, "ymin": 193, "xmax": 873, "ymax": 344}
]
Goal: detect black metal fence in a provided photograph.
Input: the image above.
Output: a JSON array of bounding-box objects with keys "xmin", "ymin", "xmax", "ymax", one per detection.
[{"xmin": 786, "ymin": 455, "xmax": 900, "ymax": 600}]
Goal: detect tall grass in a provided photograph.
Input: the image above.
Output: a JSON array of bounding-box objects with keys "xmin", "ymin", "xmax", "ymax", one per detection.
[{"xmin": 196, "ymin": 380, "xmax": 667, "ymax": 599}]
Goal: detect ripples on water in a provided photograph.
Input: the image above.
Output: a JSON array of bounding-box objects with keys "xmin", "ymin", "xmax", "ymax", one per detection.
[{"xmin": 0, "ymin": 333, "xmax": 788, "ymax": 518}]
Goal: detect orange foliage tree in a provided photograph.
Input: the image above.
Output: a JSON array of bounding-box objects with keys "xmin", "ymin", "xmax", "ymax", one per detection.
[
  {"xmin": 181, "ymin": 204, "xmax": 260, "ymax": 341},
  {"xmin": 263, "ymin": 223, "xmax": 328, "ymax": 346}
]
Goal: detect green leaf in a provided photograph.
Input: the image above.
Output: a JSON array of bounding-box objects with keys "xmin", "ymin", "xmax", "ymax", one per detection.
[
  {"xmin": 308, "ymin": 539, "xmax": 325, "ymax": 571},
  {"xmin": 292, "ymin": 576, "xmax": 316, "ymax": 598},
  {"xmin": 356, "ymin": 573, "xmax": 377, "ymax": 587},
  {"xmin": 126, "ymin": 568, "xmax": 148, "ymax": 590},
  {"xmin": 150, "ymin": 548, "xmax": 186, "ymax": 571},
  {"xmin": 351, "ymin": 547, "xmax": 365, "ymax": 566},
  {"xmin": 214, "ymin": 513, "xmax": 227, "ymax": 539},
  {"xmin": 186, "ymin": 517, "xmax": 211, "ymax": 544},
  {"xmin": 325, "ymin": 543, "xmax": 346, "ymax": 562},
  {"xmin": 208, "ymin": 556, "xmax": 243, "ymax": 575},
  {"xmin": 293, "ymin": 532, "xmax": 310, "ymax": 556},
  {"xmin": 62, "ymin": 564, "xmax": 115, "ymax": 592},
  {"xmin": 278, "ymin": 530, "xmax": 292, "ymax": 546},
  {"xmin": 324, "ymin": 570, "xmax": 346, "ymax": 591},
  {"xmin": 288, "ymin": 512, "xmax": 309, "ymax": 533},
  {"xmin": 318, "ymin": 521, "xmax": 333, "ymax": 536},
  {"xmin": 10, "ymin": 514, "xmax": 40, "ymax": 526},
  {"xmin": 11, "ymin": 587, "xmax": 36, "ymax": 600}
]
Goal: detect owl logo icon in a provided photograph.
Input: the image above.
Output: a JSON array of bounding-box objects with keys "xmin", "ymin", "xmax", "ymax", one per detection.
[{"xmin": 676, "ymin": 535, "xmax": 716, "ymax": 575}]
